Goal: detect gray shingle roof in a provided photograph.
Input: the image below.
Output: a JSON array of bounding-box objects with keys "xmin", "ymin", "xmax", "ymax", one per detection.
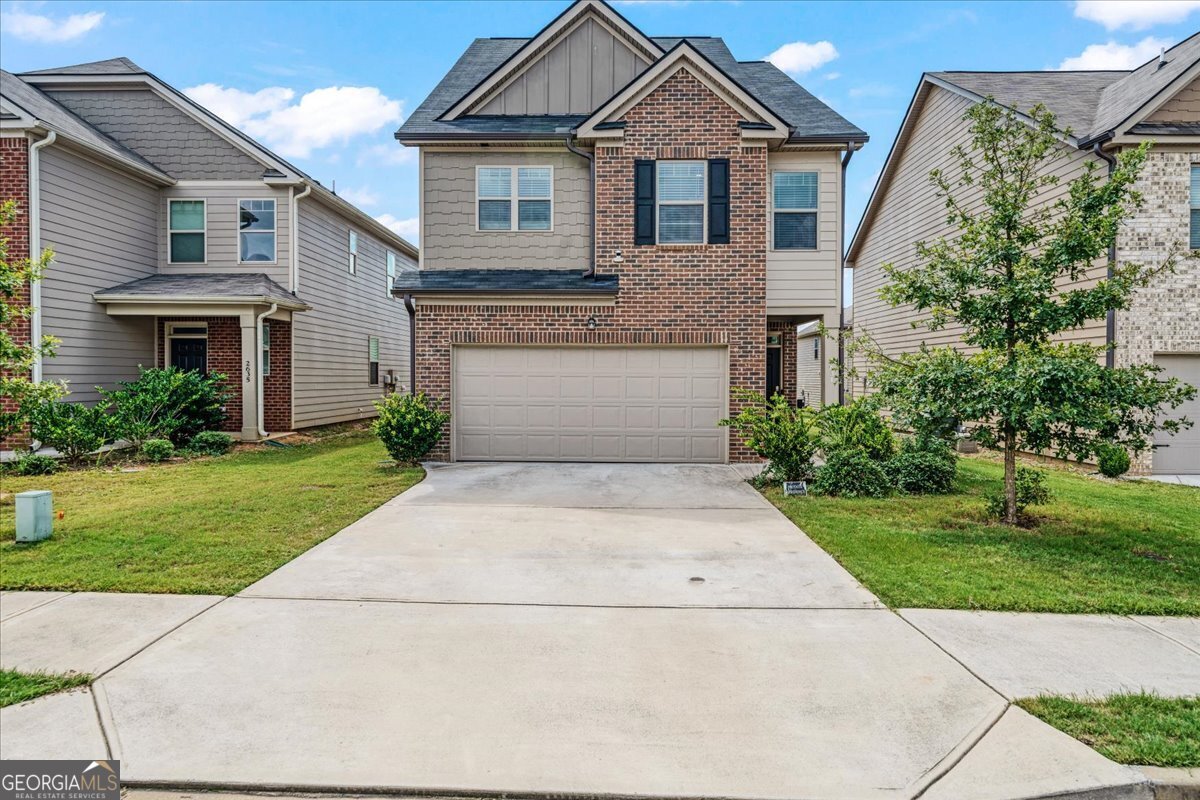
[
  {"xmin": 22, "ymin": 57, "xmax": 143, "ymax": 75},
  {"xmin": 396, "ymin": 34, "xmax": 865, "ymax": 143},
  {"xmin": 1091, "ymin": 31, "xmax": 1200, "ymax": 141},
  {"xmin": 94, "ymin": 273, "xmax": 310, "ymax": 309},
  {"xmin": 929, "ymin": 71, "xmax": 1124, "ymax": 138},
  {"xmin": 391, "ymin": 269, "xmax": 619, "ymax": 295}
]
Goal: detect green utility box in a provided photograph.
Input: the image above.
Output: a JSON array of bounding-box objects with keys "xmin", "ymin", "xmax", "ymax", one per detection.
[{"xmin": 16, "ymin": 490, "xmax": 53, "ymax": 542}]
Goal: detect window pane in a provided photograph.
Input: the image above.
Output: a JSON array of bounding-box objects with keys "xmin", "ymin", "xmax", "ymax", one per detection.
[
  {"xmin": 657, "ymin": 161, "xmax": 704, "ymax": 201},
  {"xmin": 348, "ymin": 231, "xmax": 358, "ymax": 253},
  {"xmin": 240, "ymin": 199, "xmax": 275, "ymax": 231},
  {"xmin": 386, "ymin": 252, "xmax": 396, "ymax": 278},
  {"xmin": 170, "ymin": 200, "xmax": 205, "ymax": 231},
  {"xmin": 240, "ymin": 231, "xmax": 276, "ymax": 262},
  {"xmin": 658, "ymin": 204, "xmax": 704, "ymax": 243},
  {"xmin": 369, "ymin": 336, "xmax": 380, "ymax": 361},
  {"xmin": 478, "ymin": 167, "xmax": 512, "ymax": 198},
  {"xmin": 518, "ymin": 199, "xmax": 551, "ymax": 230},
  {"xmin": 479, "ymin": 199, "xmax": 512, "ymax": 230},
  {"xmin": 1191, "ymin": 166, "xmax": 1200, "ymax": 208},
  {"xmin": 518, "ymin": 167, "xmax": 551, "ymax": 198},
  {"xmin": 774, "ymin": 173, "xmax": 818, "ymax": 210},
  {"xmin": 170, "ymin": 231, "xmax": 205, "ymax": 262},
  {"xmin": 1191, "ymin": 208, "xmax": 1200, "ymax": 249},
  {"xmin": 774, "ymin": 212, "xmax": 817, "ymax": 250}
]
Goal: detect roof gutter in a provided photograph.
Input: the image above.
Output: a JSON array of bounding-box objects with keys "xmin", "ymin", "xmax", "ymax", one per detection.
[
  {"xmin": 565, "ymin": 130, "xmax": 596, "ymax": 278},
  {"xmin": 838, "ymin": 141, "xmax": 854, "ymax": 405},
  {"xmin": 1091, "ymin": 139, "xmax": 1119, "ymax": 369},
  {"xmin": 403, "ymin": 294, "xmax": 417, "ymax": 393},
  {"xmin": 28, "ymin": 129, "xmax": 56, "ymax": 383},
  {"xmin": 290, "ymin": 181, "xmax": 313, "ymax": 292}
]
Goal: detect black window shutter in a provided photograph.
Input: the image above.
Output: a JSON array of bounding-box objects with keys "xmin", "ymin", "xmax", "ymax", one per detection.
[
  {"xmin": 634, "ymin": 159, "xmax": 655, "ymax": 245},
  {"xmin": 708, "ymin": 158, "xmax": 730, "ymax": 244}
]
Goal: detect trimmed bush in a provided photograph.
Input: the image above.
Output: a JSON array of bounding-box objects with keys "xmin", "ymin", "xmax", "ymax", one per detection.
[
  {"xmin": 885, "ymin": 450, "xmax": 957, "ymax": 494},
  {"xmin": 103, "ymin": 367, "xmax": 229, "ymax": 447},
  {"xmin": 1096, "ymin": 444, "xmax": 1131, "ymax": 478},
  {"xmin": 12, "ymin": 453, "xmax": 60, "ymax": 476},
  {"xmin": 986, "ymin": 466, "xmax": 1053, "ymax": 519},
  {"xmin": 29, "ymin": 400, "xmax": 112, "ymax": 464},
  {"xmin": 141, "ymin": 438, "xmax": 175, "ymax": 462},
  {"xmin": 373, "ymin": 392, "xmax": 450, "ymax": 465},
  {"xmin": 813, "ymin": 449, "xmax": 893, "ymax": 498},
  {"xmin": 188, "ymin": 430, "xmax": 234, "ymax": 456},
  {"xmin": 720, "ymin": 389, "xmax": 819, "ymax": 483},
  {"xmin": 819, "ymin": 400, "xmax": 896, "ymax": 462}
]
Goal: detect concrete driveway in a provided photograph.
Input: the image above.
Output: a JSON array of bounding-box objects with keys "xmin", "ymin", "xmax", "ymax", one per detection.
[{"xmin": 5, "ymin": 463, "xmax": 1146, "ymax": 798}]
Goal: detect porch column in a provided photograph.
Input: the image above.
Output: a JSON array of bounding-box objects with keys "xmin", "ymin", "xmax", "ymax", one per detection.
[
  {"xmin": 239, "ymin": 311, "xmax": 260, "ymax": 441},
  {"xmin": 823, "ymin": 312, "xmax": 838, "ymax": 406}
]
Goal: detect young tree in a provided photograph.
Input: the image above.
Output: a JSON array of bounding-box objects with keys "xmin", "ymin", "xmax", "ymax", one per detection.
[
  {"xmin": 851, "ymin": 101, "xmax": 1195, "ymax": 524},
  {"xmin": 1, "ymin": 199, "xmax": 63, "ymax": 442}
]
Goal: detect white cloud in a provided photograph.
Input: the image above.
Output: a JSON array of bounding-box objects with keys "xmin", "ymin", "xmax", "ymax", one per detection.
[
  {"xmin": 823, "ymin": 72, "xmax": 842, "ymax": 81},
  {"xmin": 0, "ymin": 7, "xmax": 104, "ymax": 42},
  {"xmin": 765, "ymin": 40, "xmax": 839, "ymax": 76},
  {"xmin": 339, "ymin": 186, "xmax": 379, "ymax": 207},
  {"xmin": 848, "ymin": 83, "xmax": 895, "ymax": 99},
  {"xmin": 376, "ymin": 213, "xmax": 419, "ymax": 241},
  {"xmin": 184, "ymin": 83, "xmax": 403, "ymax": 159},
  {"xmin": 357, "ymin": 143, "xmax": 417, "ymax": 167},
  {"xmin": 1058, "ymin": 36, "xmax": 1172, "ymax": 70},
  {"xmin": 1074, "ymin": 0, "xmax": 1200, "ymax": 31}
]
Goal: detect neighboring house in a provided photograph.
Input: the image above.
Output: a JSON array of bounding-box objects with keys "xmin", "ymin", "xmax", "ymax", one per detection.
[
  {"xmin": 394, "ymin": 0, "xmax": 866, "ymax": 463},
  {"xmin": 0, "ymin": 59, "xmax": 417, "ymax": 447},
  {"xmin": 848, "ymin": 35, "xmax": 1200, "ymax": 475},
  {"xmin": 795, "ymin": 320, "xmax": 823, "ymax": 409}
]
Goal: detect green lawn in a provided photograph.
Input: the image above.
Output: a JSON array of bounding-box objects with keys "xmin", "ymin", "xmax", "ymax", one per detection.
[
  {"xmin": 764, "ymin": 458, "xmax": 1200, "ymax": 614},
  {"xmin": 1018, "ymin": 694, "xmax": 1200, "ymax": 768},
  {"xmin": 0, "ymin": 670, "xmax": 91, "ymax": 707},
  {"xmin": 1, "ymin": 434, "xmax": 423, "ymax": 595}
]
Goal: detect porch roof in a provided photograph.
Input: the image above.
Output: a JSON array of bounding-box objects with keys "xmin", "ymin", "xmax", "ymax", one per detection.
[
  {"xmin": 94, "ymin": 273, "xmax": 311, "ymax": 311},
  {"xmin": 391, "ymin": 269, "xmax": 619, "ymax": 296}
]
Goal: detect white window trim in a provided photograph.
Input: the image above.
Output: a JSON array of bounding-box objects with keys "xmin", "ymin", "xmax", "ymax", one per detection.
[
  {"xmin": 475, "ymin": 165, "xmax": 554, "ymax": 233},
  {"xmin": 167, "ymin": 198, "xmax": 207, "ymax": 265},
  {"xmin": 770, "ymin": 170, "xmax": 819, "ymax": 252},
  {"xmin": 261, "ymin": 320, "xmax": 271, "ymax": 377},
  {"xmin": 348, "ymin": 230, "xmax": 358, "ymax": 275},
  {"xmin": 655, "ymin": 160, "xmax": 707, "ymax": 246},
  {"xmin": 165, "ymin": 322, "xmax": 208, "ymax": 372},
  {"xmin": 386, "ymin": 251, "xmax": 396, "ymax": 299},
  {"xmin": 237, "ymin": 198, "xmax": 278, "ymax": 265}
]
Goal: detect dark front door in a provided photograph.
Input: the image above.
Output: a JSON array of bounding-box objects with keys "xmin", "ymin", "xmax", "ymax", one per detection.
[
  {"xmin": 766, "ymin": 347, "xmax": 782, "ymax": 398},
  {"xmin": 171, "ymin": 337, "xmax": 208, "ymax": 372}
]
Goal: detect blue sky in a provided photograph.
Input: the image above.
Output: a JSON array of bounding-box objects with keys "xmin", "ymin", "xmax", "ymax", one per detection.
[{"xmin": 3, "ymin": 0, "xmax": 1199, "ymax": 247}]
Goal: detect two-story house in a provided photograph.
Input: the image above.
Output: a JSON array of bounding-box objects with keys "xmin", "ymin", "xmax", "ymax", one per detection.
[
  {"xmin": 848, "ymin": 34, "xmax": 1200, "ymax": 475},
  {"xmin": 0, "ymin": 59, "xmax": 417, "ymax": 447},
  {"xmin": 393, "ymin": 0, "xmax": 866, "ymax": 463}
]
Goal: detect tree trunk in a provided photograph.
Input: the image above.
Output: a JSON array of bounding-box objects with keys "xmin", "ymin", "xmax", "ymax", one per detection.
[{"xmin": 1003, "ymin": 427, "xmax": 1018, "ymax": 525}]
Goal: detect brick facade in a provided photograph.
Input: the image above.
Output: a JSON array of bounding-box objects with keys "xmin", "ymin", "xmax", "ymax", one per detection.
[
  {"xmin": 413, "ymin": 68, "xmax": 771, "ymax": 462},
  {"xmin": 263, "ymin": 319, "xmax": 292, "ymax": 432},
  {"xmin": 1, "ymin": 136, "xmax": 32, "ymax": 450},
  {"xmin": 157, "ymin": 316, "xmax": 243, "ymax": 434}
]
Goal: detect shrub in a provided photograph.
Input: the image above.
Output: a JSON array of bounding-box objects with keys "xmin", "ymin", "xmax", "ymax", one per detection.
[
  {"xmin": 719, "ymin": 389, "xmax": 819, "ymax": 483},
  {"xmin": 1096, "ymin": 444, "xmax": 1131, "ymax": 478},
  {"xmin": 141, "ymin": 438, "xmax": 175, "ymax": 462},
  {"xmin": 819, "ymin": 400, "xmax": 896, "ymax": 462},
  {"xmin": 188, "ymin": 430, "xmax": 234, "ymax": 456},
  {"xmin": 12, "ymin": 453, "xmax": 60, "ymax": 476},
  {"xmin": 885, "ymin": 450, "xmax": 957, "ymax": 494},
  {"xmin": 373, "ymin": 392, "xmax": 450, "ymax": 465},
  {"xmin": 985, "ymin": 466, "xmax": 1053, "ymax": 519},
  {"xmin": 29, "ymin": 400, "xmax": 112, "ymax": 464},
  {"xmin": 813, "ymin": 449, "xmax": 892, "ymax": 498},
  {"xmin": 103, "ymin": 367, "xmax": 229, "ymax": 447}
]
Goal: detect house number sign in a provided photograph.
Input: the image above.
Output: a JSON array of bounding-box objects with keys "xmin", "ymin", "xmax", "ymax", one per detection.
[{"xmin": 244, "ymin": 360, "xmax": 252, "ymax": 383}]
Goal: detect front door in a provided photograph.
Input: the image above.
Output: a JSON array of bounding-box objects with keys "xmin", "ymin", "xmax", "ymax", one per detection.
[
  {"xmin": 171, "ymin": 336, "xmax": 208, "ymax": 372},
  {"xmin": 766, "ymin": 347, "xmax": 782, "ymax": 398}
]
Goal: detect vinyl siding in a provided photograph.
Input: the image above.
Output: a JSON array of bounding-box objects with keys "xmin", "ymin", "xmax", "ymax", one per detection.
[
  {"xmin": 292, "ymin": 199, "xmax": 415, "ymax": 428},
  {"xmin": 766, "ymin": 150, "xmax": 841, "ymax": 313},
  {"xmin": 850, "ymin": 86, "xmax": 1107, "ymax": 386},
  {"xmin": 797, "ymin": 333, "xmax": 825, "ymax": 408},
  {"xmin": 422, "ymin": 149, "xmax": 590, "ymax": 270},
  {"xmin": 159, "ymin": 184, "xmax": 290, "ymax": 284},
  {"xmin": 38, "ymin": 145, "xmax": 157, "ymax": 403}
]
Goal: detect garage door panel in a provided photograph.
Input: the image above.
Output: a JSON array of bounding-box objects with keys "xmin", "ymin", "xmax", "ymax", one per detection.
[
  {"xmin": 1154, "ymin": 354, "xmax": 1200, "ymax": 474},
  {"xmin": 454, "ymin": 346, "xmax": 727, "ymax": 463}
]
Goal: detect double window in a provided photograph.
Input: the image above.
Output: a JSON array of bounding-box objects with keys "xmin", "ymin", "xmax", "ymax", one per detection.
[
  {"xmin": 477, "ymin": 166, "xmax": 552, "ymax": 231},
  {"xmin": 772, "ymin": 172, "xmax": 818, "ymax": 250},
  {"xmin": 657, "ymin": 161, "xmax": 706, "ymax": 244},
  {"xmin": 168, "ymin": 199, "xmax": 206, "ymax": 263},
  {"xmin": 239, "ymin": 199, "xmax": 276, "ymax": 263},
  {"xmin": 1191, "ymin": 165, "xmax": 1200, "ymax": 250}
]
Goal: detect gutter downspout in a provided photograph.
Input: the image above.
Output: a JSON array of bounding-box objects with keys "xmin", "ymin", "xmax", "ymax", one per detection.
[
  {"xmin": 838, "ymin": 141, "xmax": 855, "ymax": 405},
  {"xmin": 565, "ymin": 131, "xmax": 596, "ymax": 278},
  {"xmin": 255, "ymin": 303, "xmax": 278, "ymax": 438},
  {"xmin": 290, "ymin": 181, "xmax": 313, "ymax": 292},
  {"xmin": 28, "ymin": 130, "xmax": 57, "ymax": 383},
  {"xmin": 1092, "ymin": 141, "xmax": 1118, "ymax": 369},
  {"xmin": 403, "ymin": 294, "xmax": 417, "ymax": 393}
]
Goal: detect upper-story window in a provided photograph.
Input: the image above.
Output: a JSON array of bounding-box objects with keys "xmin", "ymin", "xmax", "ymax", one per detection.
[
  {"xmin": 386, "ymin": 251, "xmax": 397, "ymax": 299},
  {"xmin": 168, "ymin": 199, "xmax": 206, "ymax": 263},
  {"xmin": 1190, "ymin": 165, "xmax": 1200, "ymax": 250},
  {"xmin": 348, "ymin": 230, "xmax": 358, "ymax": 274},
  {"xmin": 239, "ymin": 199, "xmax": 276, "ymax": 263},
  {"xmin": 772, "ymin": 172, "xmax": 818, "ymax": 250},
  {"xmin": 477, "ymin": 166, "xmax": 553, "ymax": 231},
  {"xmin": 657, "ymin": 161, "xmax": 706, "ymax": 244}
]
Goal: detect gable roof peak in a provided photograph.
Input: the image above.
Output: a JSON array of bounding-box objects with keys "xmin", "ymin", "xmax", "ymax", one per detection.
[{"xmin": 20, "ymin": 57, "xmax": 145, "ymax": 77}]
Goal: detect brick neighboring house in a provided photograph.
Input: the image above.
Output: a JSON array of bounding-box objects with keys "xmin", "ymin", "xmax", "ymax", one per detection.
[
  {"xmin": 848, "ymin": 34, "xmax": 1200, "ymax": 476},
  {"xmin": 0, "ymin": 59, "xmax": 417, "ymax": 449},
  {"xmin": 394, "ymin": 0, "xmax": 866, "ymax": 463}
]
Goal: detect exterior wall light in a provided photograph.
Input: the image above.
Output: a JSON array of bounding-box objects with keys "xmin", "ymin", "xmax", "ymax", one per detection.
[
  {"xmin": 586, "ymin": 315, "xmax": 598, "ymax": 330},
  {"xmin": 612, "ymin": 249, "xmax": 624, "ymax": 264}
]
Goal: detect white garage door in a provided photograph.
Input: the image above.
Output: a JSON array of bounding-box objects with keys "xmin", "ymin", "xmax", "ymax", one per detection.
[
  {"xmin": 454, "ymin": 346, "xmax": 727, "ymax": 462},
  {"xmin": 1154, "ymin": 354, "xmax": 1200, "ymax": 474}
]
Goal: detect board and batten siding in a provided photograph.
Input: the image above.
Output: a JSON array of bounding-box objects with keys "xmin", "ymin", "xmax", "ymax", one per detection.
[
  {"xmin": 766, "ymin": 149, "xmax": 841, "ymax": 315},
  {"xmin": 158, "ymin": 184, "xmax": 290, "ymax": 284},
  {"xmin": 850, "ymin": 86, "xmax": 1107, "ymax": 389},
  {"xmin": 291, "ymin": 199, "xmax": 414, "ymax": 428},
  {"xmin": 421, "ymin": 149, "xmax": 590, "ymax": 270},
  {"xmin": 37, "ymin": 145, "xmax": 157, "ymax": 403}
]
